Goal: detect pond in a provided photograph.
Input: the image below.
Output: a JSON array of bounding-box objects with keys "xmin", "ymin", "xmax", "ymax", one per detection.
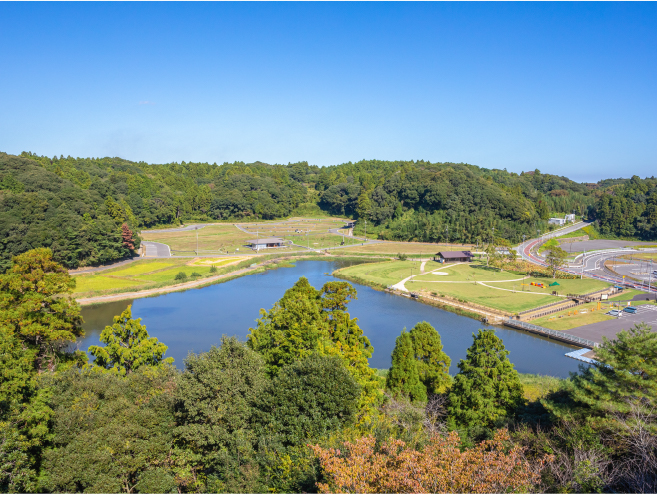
[{"xmin": 79, "ymin": 260, "xmax": 583, "ymax": 378}]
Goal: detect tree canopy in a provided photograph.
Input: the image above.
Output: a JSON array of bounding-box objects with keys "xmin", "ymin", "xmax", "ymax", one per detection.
[
  {"xmin": 448, "ymin": 329, "xmax": 524, "ymax": 428},
  {"xmin": 88, "ymin": 306, "xmax": 173, "ymax": 375}
]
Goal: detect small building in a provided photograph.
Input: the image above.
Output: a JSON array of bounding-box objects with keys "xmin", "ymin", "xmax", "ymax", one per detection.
[
  {"xmin": 565, "ymin": 214, "xmax": 576, "ymax": 221},
  {"xmin": 434, "ymin": 251, "xmax": 474, "ymax": 263},
  {"xmin": 246, "ymin": 237, "xmax": 286, "ymax": 250},
  {"xmin": 548, "ymin": 218, "xmax": 566, "ymax": 226}
]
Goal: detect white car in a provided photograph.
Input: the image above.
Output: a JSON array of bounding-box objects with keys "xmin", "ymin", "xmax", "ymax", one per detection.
[{"xmin": 606, "ymin": 309, "xmax": 622, "ymax": 317}]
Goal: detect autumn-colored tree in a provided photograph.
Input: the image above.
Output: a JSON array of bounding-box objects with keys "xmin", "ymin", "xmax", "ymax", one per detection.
[
  {"xmin": 409, "ymin": 322, "xmax": 451, "ymax": 394},
  {"xmin": 121, "ymin": 223, "xmax": 135, "ymax": 251},
  {"xmin": 0, "ymin": 248, "xmax": 84, "ymax": 371},
  {"xmin": 310, "ymin": 429, "xmax": 550, "ymax": 493},
  {"xmin": 448, "ymin": 329, "xmax": 524, "ymax": 428},
  {"xmin": 386, "ymin": 331, "xmax": 427, "ymax": 402},
  {"xmin": 89, "ymin": 306, "xmax": 173, "ymax": 375}
]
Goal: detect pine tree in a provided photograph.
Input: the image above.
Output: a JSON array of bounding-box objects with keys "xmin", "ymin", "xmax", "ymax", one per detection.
[
  {"xmin": 89, "ymin": 305, "xmax": 173, "ymax": 375},
  {"xmin": 547, "ymin": 323, "xmax": 657, "ymax": 418},
  {"xmin": 409, "ymin": 322, "xmax": 451, "ymax": 394},
  {"xmin": 386, "ymin": 330, "xmax": 427, "ymax": 402},
  {"xmin": 448, "ymin": 329, "xmax": 524, "ymax": 428}
]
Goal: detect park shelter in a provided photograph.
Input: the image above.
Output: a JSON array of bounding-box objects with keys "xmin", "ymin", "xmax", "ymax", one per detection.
[
  {"xmin": 246, "ymin": 237, "xmax": 286, "ymax": 250},
  {"xmin": 434, "ymin": 251, "xmax": 474, "ymax": 263}
]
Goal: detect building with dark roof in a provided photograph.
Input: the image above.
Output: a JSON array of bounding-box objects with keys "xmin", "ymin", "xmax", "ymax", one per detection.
[
  {"xmin": 245, "ymin": 237, "xmax": 287, "ymax": 250},
  {"xmin": 434, "ymin": 251, "xmax": 474, "ymax": 262}
]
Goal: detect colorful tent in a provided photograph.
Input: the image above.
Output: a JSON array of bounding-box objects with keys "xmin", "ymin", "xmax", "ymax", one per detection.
[{"xmin": 549, "ymin": 282, "xmax": 560, "ymax": 286}]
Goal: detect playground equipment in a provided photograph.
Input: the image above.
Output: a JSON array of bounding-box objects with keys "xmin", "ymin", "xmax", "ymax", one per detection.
[{"xmin": 530, "ymin": 282, "xmax": 546, "ymax": 288}]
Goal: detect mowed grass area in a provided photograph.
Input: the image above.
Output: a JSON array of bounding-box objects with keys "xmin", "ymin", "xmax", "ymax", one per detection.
[
  {"xmin": 338, "ymin": 260, "xmax": 612, "ymax": 314},
  {"xmin": 72, "ymin": 258, "xmax": 246, "ymax": 295},
  {"xmin": 284, "ymin": 233, "xmax": 362, "ymax": 249},
  {"xmin": 142, "ymin": 224, "xmax": 254, "ymax": 254},
  {"xmin": 339, "ymin": 242, "xmax": 475, "ymax": 256},
  {"xmin": 239, "ymin": 217, "xmax": 348, "ymax": 236},
  {"xmin": 532, "ymin": 301, "xmax": 614, "ymax": 330}
]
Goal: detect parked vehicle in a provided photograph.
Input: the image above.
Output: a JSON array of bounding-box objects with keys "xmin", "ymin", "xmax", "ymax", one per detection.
[
  {"xmin": 623, "ymin": 306, "xmax": 638, "ymax": 314},
  {"xmin": 607, "ymin": 309, "xmax": 622, "ymax": 317}
]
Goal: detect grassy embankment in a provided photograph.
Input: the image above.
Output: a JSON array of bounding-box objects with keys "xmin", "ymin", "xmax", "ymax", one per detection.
[{"xmin": 336, "ymin": 260, "xmax": 611, "ymax": 315}]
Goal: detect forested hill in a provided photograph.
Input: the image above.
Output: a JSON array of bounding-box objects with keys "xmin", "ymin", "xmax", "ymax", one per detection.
[
  {"xmin": 591, "ymin": 175, "xmax": 657, "ymax": 240},
  {"xmin": 311, "ymin": 160, "xmax": 593, "ymax": 244},
  {"xmin": 1, "ymin": 151, "xmax": 594, "ymax": 269}
]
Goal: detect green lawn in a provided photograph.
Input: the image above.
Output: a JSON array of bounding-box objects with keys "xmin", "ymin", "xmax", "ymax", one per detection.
[
  {"xmin": 410, "ymin": 281, "xmax": 556, "ymax": 312},
  {"xmin": 339, "ymin": 260, "xmax": 612, "ymax": 314}
]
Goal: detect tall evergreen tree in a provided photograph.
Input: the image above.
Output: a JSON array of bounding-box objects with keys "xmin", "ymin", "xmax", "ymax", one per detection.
[
  {"xmin": 409, "ymin": 322, "xmax": 451, "ymax": 394},
  {"xmin": 547, "ymin": 323, "xmax": 657, "ymax": 418},
  {"xmin": 386, "ymin": 330, "xmax": 427, "ymax": 402},
  {"xmin": 248, "ymin": 277, "xmax": 380, "ymax": 413},
  {"xmin": 448, "ymin": 329, "xmax": 524, "ymax": 428},
  {"xmin": 89, "ymin": 306, "xmax": 173, "ymax": 375}
]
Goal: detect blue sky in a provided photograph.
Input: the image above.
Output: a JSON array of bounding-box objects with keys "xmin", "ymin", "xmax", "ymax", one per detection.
[{"xmin": 1, "ymin": 2, "xmax": 655, "ymax": 181}]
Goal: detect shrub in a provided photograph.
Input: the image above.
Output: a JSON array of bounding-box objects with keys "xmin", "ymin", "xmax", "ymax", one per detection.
[
  {"xmin": 190, "ymin": 272, "xmax": 201, "ymax": 278},
  {"xmin": 397, "ymin": 253, "xmax": 408, "ymax": 261},
  {"xmin": 209, "ymin": 265, "xmax": 218, "ymax": 273},
  {"xmin": 174, "ymin": 272, "xmax": 187, "ymax": 281}
]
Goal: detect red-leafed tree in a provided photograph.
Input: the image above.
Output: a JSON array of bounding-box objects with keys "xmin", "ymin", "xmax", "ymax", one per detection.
[{"xmin": 121, "ymin": 223, "xmax": 135, "ymax": 251}]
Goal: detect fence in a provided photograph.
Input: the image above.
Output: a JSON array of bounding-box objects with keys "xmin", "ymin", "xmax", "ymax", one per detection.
[{"xmin": 504, "ymin": 319, "xmax": 599, "ymax": 349}]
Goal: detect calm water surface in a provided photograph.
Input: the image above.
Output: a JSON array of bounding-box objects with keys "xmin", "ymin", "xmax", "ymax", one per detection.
[{"xmin": 79, "ymin": 260, "xmax": 582, "ymax": 377}]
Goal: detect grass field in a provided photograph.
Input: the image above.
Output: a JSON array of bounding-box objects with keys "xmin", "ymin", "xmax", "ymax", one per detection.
[
  {"xmin": 284, "ymin": 233, "xmax": 362, "ymax": 249},
  {"xmin": 72, "ymin": 257, "xmax": 247, "ymax": 295},
  {"xmin": 532, "ymin": 302, "xmax": 614, "ymax": 330},
  {"xmin": 74, "ymin": 275, "xmax": 146, "ymax": 293},
  {"xmin": 142, "ymin": 224, "xmax": 254, "ymax": 254},
  {"xmin": 338, "ymin": 260, "xmax": 612, "ymax": 314},
  {"xmin": 339, "ymin": 242, "xmax": 476, "ymax": 256}
]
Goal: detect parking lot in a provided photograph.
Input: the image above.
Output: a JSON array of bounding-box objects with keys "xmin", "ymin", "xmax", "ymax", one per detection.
[{"xmin": 565, "ymin": 304, "xmax": 657, "ymax": 343}]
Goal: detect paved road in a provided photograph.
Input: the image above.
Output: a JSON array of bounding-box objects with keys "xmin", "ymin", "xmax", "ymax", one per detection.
[
  {"xmin": 518, "ymin": 221, "xmax": 657, "ymax": 295},
  {"xmin": 142, "ymin": 241, "xmax": 172, "ymax": 257},
  {"xmin": 565, "ymin": 304, "xmax": 657, "ymax": 343},
  {"xmin": 563, "ymin": 239, "xmax": 650, "ymax": 252},
  {"xmin": 143, "ymin": 224, "xmax": 211, "ymax": 233}
]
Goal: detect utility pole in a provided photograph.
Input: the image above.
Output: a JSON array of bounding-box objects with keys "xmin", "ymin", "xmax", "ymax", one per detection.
[
  {"xmin": 581, "ymin": 249, "xmax": 585, "ymax": 279},
  {"xmin": 650, "ymin": 259, "xmax": 653, "ymax": 300},
  {"xmin": 196, "ymin": 227, "xmax": 199, "ymax": 256}
]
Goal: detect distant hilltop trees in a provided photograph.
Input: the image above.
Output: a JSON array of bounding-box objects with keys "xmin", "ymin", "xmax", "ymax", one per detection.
[{"xmin": 2, "ymin": 151, "xmax": 652, "ymax": 269}]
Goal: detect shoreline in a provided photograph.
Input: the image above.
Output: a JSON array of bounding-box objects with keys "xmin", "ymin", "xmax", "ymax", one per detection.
[{"xmin": 74, "ymin": 254, "xmax": 380, "ymax": 306}]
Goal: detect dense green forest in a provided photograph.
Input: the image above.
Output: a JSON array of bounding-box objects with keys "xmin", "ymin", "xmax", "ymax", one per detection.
[
  {"xmin": 590, "ymin": 175, "xmax": 657, "ymax": 240},
  {"xmin": 1, "ymin": 151, "xmax": 600, "ymax": 269},
  {"xmin": 2, "ymin": 249, "xmax": 656, "ymax": 493}
]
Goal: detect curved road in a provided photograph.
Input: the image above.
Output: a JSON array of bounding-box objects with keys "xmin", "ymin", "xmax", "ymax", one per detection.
[{"xmin": 517, "ymin": 221, "xmax": 657, "ymax": 295}]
